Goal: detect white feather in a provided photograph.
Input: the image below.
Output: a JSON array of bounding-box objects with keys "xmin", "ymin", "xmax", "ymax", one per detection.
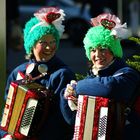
[{"xmin": 110, "ymin": 23, "xmax": 132, "ymax": 39}]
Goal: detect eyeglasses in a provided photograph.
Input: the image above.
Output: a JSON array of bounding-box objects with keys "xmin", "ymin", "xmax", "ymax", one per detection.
[{"xmin": 38, "ymin": 39, "xmax": 56, "ymax": 47}]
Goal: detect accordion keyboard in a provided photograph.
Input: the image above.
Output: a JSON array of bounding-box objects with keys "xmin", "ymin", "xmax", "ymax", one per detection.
[{"xmin": 19, "ymin": 98, "xmax": 38, "ymax": 136}]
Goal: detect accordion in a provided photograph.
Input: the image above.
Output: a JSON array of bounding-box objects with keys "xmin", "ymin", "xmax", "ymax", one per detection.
[
  {"xmin": 73, "ymin": 95, "xmax": 114, "ymax": 140},
  {"xmin": 0, "ymin": 80, "xmax": 52, "ymax": 139}
]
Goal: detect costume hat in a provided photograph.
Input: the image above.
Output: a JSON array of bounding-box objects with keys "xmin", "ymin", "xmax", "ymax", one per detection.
[
  {"xmin": 23, "ymin": 7, "xmax": 65, "ymax": 54},
  {"xmin": 83, "ymin": 13, "xmax": 131, "ymax": 60}
]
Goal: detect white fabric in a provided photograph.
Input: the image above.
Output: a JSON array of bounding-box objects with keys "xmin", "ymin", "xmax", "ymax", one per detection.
[
  {"xmin": 68, "ymin": 100, "xmax": 77, "ymax": 111},
  {"xmin": 0, "ymin": 135, "xmax": 13, "ymax": 140}
]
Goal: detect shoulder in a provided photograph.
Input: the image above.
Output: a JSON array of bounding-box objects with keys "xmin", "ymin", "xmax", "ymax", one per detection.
[
  {"xmin": 8, "ymin": 62, "xmax": 28, "ymax": 79},
  {"xmin": 52, "ymin": 67, "xmax": 75, "ymax": 79},
  {"xmin": 114, "ymin": 66, "xmax": 140, "ymax": 78},
  {"xmin": 49, "ymin": 56, "xmax": 66, "ymax": 66},
  {"xmin": 13, "ymin": 62, "xmax": 28, "ymax": 73}
]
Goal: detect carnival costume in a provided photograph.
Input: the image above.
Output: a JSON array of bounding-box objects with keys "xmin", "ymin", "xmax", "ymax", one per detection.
[
  {"xmin": 0, "ymin": 7, "xmax": 75, "ymax": 140},
  {"xmin": 60, "ymin": 13, "xmax": 140, "ymax": 140}
]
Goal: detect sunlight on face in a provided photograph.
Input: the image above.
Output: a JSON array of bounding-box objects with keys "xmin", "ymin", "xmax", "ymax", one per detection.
[
  {"xmin": 33, "ymin": 34, "xmax": 57, "ymax": 62},
  {"xmin": 90, "ymin": 47, "xmax": 114, "ymax": 69}
]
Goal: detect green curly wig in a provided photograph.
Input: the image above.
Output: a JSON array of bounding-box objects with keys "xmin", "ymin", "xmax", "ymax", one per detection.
[
  {"xmin": 83, "ymin": 26, "xmax": 123, "ymax": 60},
  {"xmin": 23, "ymin": 17, "xmax": 60, "ymax": 54}
]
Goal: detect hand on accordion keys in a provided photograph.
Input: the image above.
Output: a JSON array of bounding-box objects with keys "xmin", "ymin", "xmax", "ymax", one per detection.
[
  {"xmin": 64, "ymin": 80, "xmax": 78, "ymax": 111},
  {"xmin": 0, "ymin": 134, "xmax": 13, "ymax": 140}
]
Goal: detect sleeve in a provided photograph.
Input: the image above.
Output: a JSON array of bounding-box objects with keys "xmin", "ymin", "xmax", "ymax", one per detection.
[
  {"xmin": 4, "ymin": 70, "xmax": 18, "ymax": 100},
  {"xmin": 0, "ymin": 130, "xmax": 8, "ymax": 139},
  {"xmin": 48, "ymin": 68, "xmax": 76, "ymax": 96},
  {"xmin": 60, "ymin": 88, "xmax": 76, "ymax": 125},
  {"xmin": 4, "ymin": 63, "xmax": 27, "ymax": 100},
  {"xmin": 48, "ymin": 68, "xmax": 76, "ymax": 125},
  {"xmin": 0, "ymin": 69, "xmax": 20, "ymax": 139},
  {"xmin": 75, "ymin": 67, "xmax": 140, "ymax": 101}
]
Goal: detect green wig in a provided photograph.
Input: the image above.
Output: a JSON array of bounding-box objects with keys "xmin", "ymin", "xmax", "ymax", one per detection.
[
  {"xmin": 83, "ymin": 26, "xmax": 123, "ymax": 60},
  {"xmin": 23, "ymin": 17, "xmax": 60, "ymax": 54}
]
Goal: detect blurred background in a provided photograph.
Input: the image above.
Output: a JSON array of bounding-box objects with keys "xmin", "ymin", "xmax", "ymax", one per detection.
[{"xmin": 6, "ymin": 0, "xmax": 140, "ymax": 77}]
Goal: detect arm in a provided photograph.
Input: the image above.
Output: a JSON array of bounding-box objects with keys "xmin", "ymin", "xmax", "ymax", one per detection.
[
  {"xmin": 4, "ymin": 63, "xmax": 27, "ymax": 100},
  {"xmin": 48, "ymin": 68, "xmax": 76, "ymax": 125},
  {"xmin": 0, "ymin": 64, "xmax": 26, "ymax": 138},
  {"xmin": 48, "ymin": 68, "xmax": 76, "ymax": 96},
  {"xmin": 75, "ymin": 67, "xmax": 140, "ymax": 101},
  {"xmin": 60, "ymin": 88, "xmax": 76, "ymax": 125}
]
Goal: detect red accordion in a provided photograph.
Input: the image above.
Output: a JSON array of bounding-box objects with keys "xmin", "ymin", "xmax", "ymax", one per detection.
[
  {"xmin": 0, "ymin": 80, "xmax": 51, "ymax": 139},
  {"xmin": 73, "ymin": 95, "xmax": 113, "ymax": 140}
]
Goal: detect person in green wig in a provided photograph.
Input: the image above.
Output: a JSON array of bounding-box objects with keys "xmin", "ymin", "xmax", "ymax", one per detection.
[
  {"xmin": 60, "ymin": 13, "xmax": 140, "ymax": 140},
  {"xmin": 0, "ymin": 7, "xmax": 76, "ymax": 140}
]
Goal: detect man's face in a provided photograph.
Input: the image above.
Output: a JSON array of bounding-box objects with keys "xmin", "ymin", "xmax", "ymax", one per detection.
[
  {"xmin": 90, "ymin": 47, "xmax": 114, "ymax": 69},
  {"xmin": 33, "ymin": 34, "xmax": 57, "ymax": 62}
]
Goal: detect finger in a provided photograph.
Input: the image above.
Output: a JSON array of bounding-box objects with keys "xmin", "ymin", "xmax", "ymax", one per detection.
[
  {"xmin": 64, "ymin": 90, "xmax": 71, "ymax": 99},
  {"xmin": 67, "ymin": 84, "xmax": 74, "ymax": 91},
  {"xmin": 64, "ymin": 88, "xmax": 74, "ymax": 99},
  {"xmin": 70, "ymin": 80, "xmax": 77, "ymax": 85}
]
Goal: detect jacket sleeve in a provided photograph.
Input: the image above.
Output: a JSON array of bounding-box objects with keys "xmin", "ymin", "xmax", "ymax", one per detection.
[
  {"xmin": 75, "ymin": 67, "xmax": 140, "ymax": 101},
  {"xmin": 60, "ymin": 88, "xmax": 76, "ymax": 125},
  {"xmin": 4, "ymin": 69, "xmax": 18, "ymax": 100},
  {"xmin": 52, "ymin": 68, "xmax": 76, "ymax": 125},
  {"xmin": 4, "ymin": 64, "xmax": 27, "ymax": 100},
  {"xmin": 48, "ymin": 68, "xmax": 76, "ymax": 96},
  {"xmin": 0, "ymin": 68, "xmax": 20, "ymax": 138}
]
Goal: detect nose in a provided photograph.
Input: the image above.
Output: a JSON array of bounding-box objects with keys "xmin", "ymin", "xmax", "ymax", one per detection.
[
  {"xmin": 45, "ymin": 46, "xmax": 51, "ymax": 50},
  {"xmin": 95, "ymin": 49, "xmax": 102, "ymax": 57}
]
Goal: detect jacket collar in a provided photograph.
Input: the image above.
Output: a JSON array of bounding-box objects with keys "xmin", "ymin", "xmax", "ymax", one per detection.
[{"xmin": 89, "ymin": 58, "xmax": 127, "ymax": 76}]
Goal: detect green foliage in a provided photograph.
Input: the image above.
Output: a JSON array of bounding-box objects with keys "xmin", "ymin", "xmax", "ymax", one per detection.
[
  {"xmin": 126, "ymin": 36, "xmax": 140, "ymax": 72},
  {"xmin": 126, "ymin": 55, "xmax": 140, "ymax": 72},
  {"xmin": 129, "ymin": 37, "xmax": 140, "ymax": 45},
  {"xmin": 75, "ymin": 73, "xmax": 86, "ymax": 80}
]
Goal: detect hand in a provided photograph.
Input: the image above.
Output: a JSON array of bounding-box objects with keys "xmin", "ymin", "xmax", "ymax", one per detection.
[
  {"xmin": 64, "ymin": 80, "xmax": 77, "ymax": 99},
  {"xmin": 0, "ymin": 134, "xmax": 13, "ymax": 140},
  {"xmin": 64, "ymin": 80, "xmax": 78, "ymax": 111}
]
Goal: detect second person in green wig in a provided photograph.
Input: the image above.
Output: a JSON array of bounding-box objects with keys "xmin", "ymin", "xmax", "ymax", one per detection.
[{"xmin": 60, "ymin": 13, "xmax": 140, "ymax": 140}]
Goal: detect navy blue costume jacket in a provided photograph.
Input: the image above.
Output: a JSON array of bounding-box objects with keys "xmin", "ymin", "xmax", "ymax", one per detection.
[
  {"xmin": 0, "ymin": 55, "xmax": 76, "ymax": 140},
  {"xmin": 60, "ymin": 58, "xmax": 140, "ymax": 140}
]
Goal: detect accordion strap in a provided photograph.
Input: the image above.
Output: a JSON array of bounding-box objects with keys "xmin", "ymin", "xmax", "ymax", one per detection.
[
  {"xmin": 113, "ymin": 84, "xmax": 140, "ymax": 140},
  {"xmin": 112, "ymin": 101, "xmax": 126, "ymax": 140},
  {"xmin": 125, "ymin": 85, "xmax": 140, "ymax": 116}
]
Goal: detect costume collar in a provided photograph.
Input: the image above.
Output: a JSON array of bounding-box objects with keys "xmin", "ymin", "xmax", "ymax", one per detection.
[{"xmin": 90, "ymin": 58, "xmax": 127, "ymax": 76}]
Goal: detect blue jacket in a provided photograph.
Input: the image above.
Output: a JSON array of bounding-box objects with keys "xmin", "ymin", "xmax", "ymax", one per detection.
[
  {"xmin": 60, "ymin": 58, "xmax": 140, "ymax": 139},
  {"xmin": 0, "ymin": 55, "xmax": 76, "ymax": 140}
]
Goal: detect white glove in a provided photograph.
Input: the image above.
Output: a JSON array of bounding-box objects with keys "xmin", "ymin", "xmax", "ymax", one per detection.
[
  {"xmin": 0, "ymin": 134, "xmax": 13, "ymax": 140},
  {"xmin": 68, "ymin": 98, "xmax": 77, "ymax": 111},
  {"xmin": 64, "ymin": 80, "xmax": 77, "ymax": 99},
  {"xmin": 64, "ymin": 80, "xmax": 78, "ymax": 111}
]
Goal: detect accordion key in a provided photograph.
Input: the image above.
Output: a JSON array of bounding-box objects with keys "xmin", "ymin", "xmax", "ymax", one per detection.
[{"xmin": 0, "ymin": 80, "xmax": 52, "ymax": 139}]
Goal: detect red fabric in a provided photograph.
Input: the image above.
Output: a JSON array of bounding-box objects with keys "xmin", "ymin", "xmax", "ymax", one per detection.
[
  {"xmin": 79, "ymin": 96, "xmax": 88, "ymax": 140},
  {"xmin": 134, "ymin": 96, "xmax": 140, "ymax": 116},
  {"xmin": 18, "ymin": 71, "xmax": 25, "ymax": 79}
]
